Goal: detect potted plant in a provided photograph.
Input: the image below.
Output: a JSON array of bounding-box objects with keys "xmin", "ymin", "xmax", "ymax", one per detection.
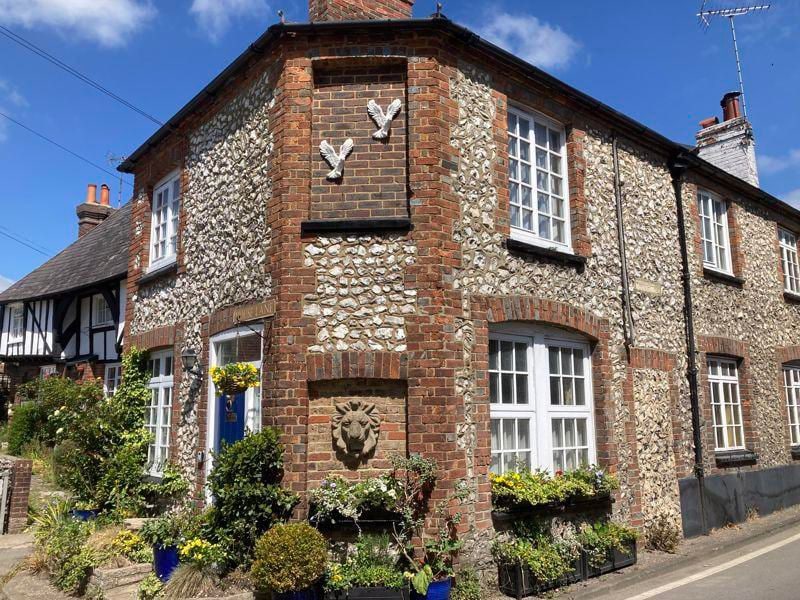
[
  {"xmin": 251, "ymin": 523, "xmax": 328, "ymax": 600},
  {"xmin": 210, "ymin": 363, "xmax": 260, "ymax": 409},
  {"xmin": 492, "ymin": 536, "xmax": 581, "ymax": 599},
  {"xmin": 140, "ymin": 510, "xmax": 198, "ymax": 582},
  {"xmin": 69, "ymin": 499, "xmax": 101, "ymax": 521},
  {"xmin": 325, "ymin": 535, "xmax": 408, "ymax": 600},
  {"xmin": 309, "ymin": 475, "xmax": 401, "ymax": 529},
  {"xmin": 579, "ymin": 520, "xmax": 637, "ymax": 577}
]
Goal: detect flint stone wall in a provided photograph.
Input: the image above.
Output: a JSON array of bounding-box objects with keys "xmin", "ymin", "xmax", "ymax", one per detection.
[{"xmin": 130, "ymin": 69, "xmax": 275, "ymax": 479}]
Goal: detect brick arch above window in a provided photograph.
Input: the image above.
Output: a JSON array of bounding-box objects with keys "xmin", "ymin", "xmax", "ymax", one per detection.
[
  {"xmin": 777, "ymin": 345, "xmax": 800, "ymax": 365},
  {"xmin": 483, "ymin": 296, "xmax": 608, "ymax": 343}
]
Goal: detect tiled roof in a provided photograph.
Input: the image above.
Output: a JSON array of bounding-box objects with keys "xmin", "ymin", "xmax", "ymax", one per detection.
[{"xmin": 0, "ymin": 202, "xmax": 130, "ymax": 303}]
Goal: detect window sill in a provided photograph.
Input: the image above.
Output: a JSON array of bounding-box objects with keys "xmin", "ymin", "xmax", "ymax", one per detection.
[
  {"xmin": 505, "ymin": 238, "xmax": 587, "ymax": 269},
  {"xmin": 784, "ymin": 291, "xmax": 800, "ymax": 304},
  {"xmin": 138, "ymin": 262, "xmax": 177, "ymax": 285},
  {"xmin": 301, "ymin": 218, "xmax": 412, "ymax": 235},
  {"xmin": 703, "ymin": 267, "xmax": 745, "ymax": 287},
  {"xmin": 715, "ymin": 449, "xmax": 758, "ymax": 467}
]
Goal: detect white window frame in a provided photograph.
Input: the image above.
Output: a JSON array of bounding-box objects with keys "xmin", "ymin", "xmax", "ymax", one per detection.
[
  {"xmin": 40, "ymin": 365, "xmax": 57, "ymax": 378},
  {"xmin": 104, "ymin": 363, "xmax": 122, "ymax": 397},
  {"xmin": 784, "ymin": 364, "xmax": 800, "ymax": 447},
  {"xmin": 9, "ymin": 304, "xmax": 23, "ymax": 342},
  {"xmin": 698, "ymin": 190, "xmax": 733, "ymax": 274},
  {"xmin": 148, "ymin": 170, "xmax": 181, "ymax": 271},
  {"xmin": 146, "ymin": 350, "xmax": 174, "ymax": 477},
  {"xmin": 708, "ymin": 357, "xmax": 746, "ymax": 451},
  {"xmin": 779, "ymin": 228, "xmax": 800, "ymax": 295},
  {"xmin": 489, "ymin": 324, "xmax": 595, "ymax": 475},
  {"xmin": 205, "ymin": 325, "xmax": 264, "ymax": 498},
  {"xmin": 93, "ymin": 296, "xmax": 114, "ymax": 327},
  {"xmin": 507, "ymin": 106, "xmax": 571, "ymax": 252}
]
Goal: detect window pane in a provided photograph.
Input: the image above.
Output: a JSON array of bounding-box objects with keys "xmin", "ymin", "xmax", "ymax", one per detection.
[
  {"xmin": 564, "ymin": 419, "xmax": 575, "ymax": 446},
  {"xmin": 561, "ymin": 349, "xmax": 573, "ymax": 375},
  {"xmin": 491, "ymin": 453, "xmax": 500, "ymax": 473},
  {"xmin": 550, "ymin": 377, "xmax": 561, "ymax": 405},
  {"xmin": 519, "ymin": 118, "xmax": 530, "ymax": 139},
  {"xmin": 534, "ymin": 123, "xmax": 547, "ymax": 145},
  {"xmin": 519, "ymin": 141, "xmax": 530, "ymax": 162},
  {"xmin": 551, "ymin": 418, "xmax": 563, "ymax": 448},
  {"xmin": 575, "ymin": 381, "xmax": 585, "ymax": 405},
  {"xmin": 574, "ymin": 349, "xmax": 584, "ymax": 375},
  {"xmin": 491, "ymin": 420, "xmax": 500, "ymax": 451},
  {"xmin": 553, "ymin": 451, "xmax": 564, "ymax": 472},
  {"xmin": 576, "ymin": 419, "xmax": 587, "ymax": 446},
  {"xmin": 489, "ymin": 340, "xmax": 499, "ymax": 370},
  {"xmin": 515, "ymin": 343, "xmax": 527, "ymax": 370},
  {"xmin": 503, "ymin": 420, "xmax": 515, "ymax": 450},
  {"xmin": 507, "ymin": 113, "xmax": 517, "ymax": 132},
  {"xmin": 516, "ymin": 375, "xmax": 528, "ymax": 404},
  {"xmin": 489, "ymin": 373, "xmax": 499, "ymax": 403},
  {"xmin": 536, "ymin": 148, "xmax": 547, "ymax": 169},
  {"xmin": 562, "ymin": 379, "xmax": 574, "ymax": 405},
  {"xmin": 501, "ymin": 374, "xmax": 513, "ymax": 404},
  {"xmin": 539, "ymin": 215, "xmax": 551, "ymax": 240},
  {"xmin": 565, "ymin": 449, "xmax": 576, "ymax": 471},
  {"xmin": 501, "ymin": 341, "xmax": 513, "ymax": 370},
  {"xmin": 578, "ymin": 448, "xmax": 589, "ymax": 467},
  {"xmin": 521, "ymin": 186, "xmax": 532, "ymax": 208},
  {"xmin": 518, "ymin": 419, "xmax": 530, "ymax": 450},
  {"xmin": 549, "ymin": 129, "xmax": 561, "ymax": 150}
]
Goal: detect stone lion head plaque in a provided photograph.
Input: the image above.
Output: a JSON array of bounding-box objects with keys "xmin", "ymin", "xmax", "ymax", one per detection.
[{"xmin": 332, "ymin": 400, "xmax": 381, "ymax": 459}]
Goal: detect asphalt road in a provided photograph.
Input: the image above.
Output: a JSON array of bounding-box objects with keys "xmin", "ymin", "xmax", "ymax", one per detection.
[{"xmin": 613, "ymin": 525, "xmax": 800, "ymax": 600}]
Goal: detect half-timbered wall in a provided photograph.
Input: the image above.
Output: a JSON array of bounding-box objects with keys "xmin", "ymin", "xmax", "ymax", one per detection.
[{"xmin": 0, "ymin": 299, "xmax": 54, "ymax": 357}]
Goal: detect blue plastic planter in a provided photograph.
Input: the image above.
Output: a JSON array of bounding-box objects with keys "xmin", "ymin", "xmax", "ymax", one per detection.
[
  {"xmin": 69, "ymin": 509, "xmax": 100, "ymax": 521},
  {"xmin": 153, "ymin": 544, "xmax": 180, "ymax": 582},
  {"xmin": 410, "ymin": 578, "xmax": 451, "ymax": 600}
]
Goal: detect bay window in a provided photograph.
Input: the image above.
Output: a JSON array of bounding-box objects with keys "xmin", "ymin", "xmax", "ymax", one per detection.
[
  {"xmin": 507, "ymin": 107, "xmax": 570, "ymax": 250},
  {"xmin": 698, "ymin": 190, "xmax": 732, "ymax": 274},
  {"xmin": 146, "ymin": 350, "xmax": 173, "ymax": 477},
  {"xmin": 707, "ymin": 357, "xmax": 745, "ymax": 451},
  {"xmin": 149, "ymin": 171, "xmax": 181, "ymax": 270},
  {"xmin": 489, "ymin": 327, "xmax": 595, "ymax": 474},
  {"xmin": 779, "ymin": 228, "xmax": 800, "ymax": 294}
]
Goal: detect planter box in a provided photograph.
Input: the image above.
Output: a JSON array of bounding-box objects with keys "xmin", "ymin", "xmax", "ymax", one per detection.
[
  {"xmin": 585, "ymin": 539, "xmax": 637, "ymax": 578},
  {"xmin": 497, "ymin": 559, "xmax": 584, "ymax": 599},
  {"xmin": 493, "ymin": 493, "xmax": 612, "ymax": 518},
  {"xmin": 349, "ymin": 586, "xmax": 409, "ymax": 599}
]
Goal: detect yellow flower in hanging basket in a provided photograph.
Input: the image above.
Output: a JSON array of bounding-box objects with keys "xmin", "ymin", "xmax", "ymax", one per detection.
[{"xmin": 210, "ymin": 362, "xmax": 260, "ymax": 396}]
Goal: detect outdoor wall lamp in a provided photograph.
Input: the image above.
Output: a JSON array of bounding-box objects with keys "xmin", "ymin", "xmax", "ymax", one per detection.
[{"xmin": 181, "ymin": 348, "xmax": 202, "ymax": 379}]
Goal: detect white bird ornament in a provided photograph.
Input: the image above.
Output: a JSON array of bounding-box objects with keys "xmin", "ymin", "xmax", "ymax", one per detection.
[
  {"xmin": 319, "ymin": 138, "xmax": 354, "ymax": 181},
  {"xmin": 367, "ymin": 98, "xmax": 402, "ymax": 139}
]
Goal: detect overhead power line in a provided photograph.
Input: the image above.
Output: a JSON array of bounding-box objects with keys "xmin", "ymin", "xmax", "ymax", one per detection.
[
  {"xmin": 0, "ymin": 110, "xmax": 133, "ymax": 188},
  {"xmin": 0, "ymin": 24, "xmax": 165, "ymax": 128},
  {"xmin": 0, "ymin": 225, "xmax": 51, "ymax": 255},
  {"xmin": 0, "ymin": 229, "xmax": 50, "ymax": 256}
]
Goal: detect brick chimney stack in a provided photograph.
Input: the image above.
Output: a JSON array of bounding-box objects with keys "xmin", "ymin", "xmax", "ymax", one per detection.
[
  {"xmin": 76, "ymin": 183, "xmax": 115, "ymax": 238},
  {"xmin": 308, "ymin": 0, "xmax": 413, "ymax": 22},
  {"xmin": 695, "ymin": 91, "xmax": 759, "ymax": 187}
]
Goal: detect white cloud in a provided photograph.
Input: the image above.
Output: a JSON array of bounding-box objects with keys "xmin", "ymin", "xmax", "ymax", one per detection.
[
  {"xmin": 0, "ymin": 80, "xmax": 27, "ymax": 143},
  {"xmin": 785, "ymin": 188, "xmax": 800, "ymax": 209},
  {"xmin": 190, "ymin": 0, "xmax": 268, "ymax": 42},
  {"xmin": 0, "ymin": 0, "xmax": 155, "ymax": 47},
  {"xmin": 759, "ymin": 148, "xmax": 800, "ymax": 175},
  {"xmin": 477, "ymin": 12, "xmax": 580, "ymax": 71},
  {"xmin": 0, "ymin": 275, "xmax": 14, "ymax": 293}
]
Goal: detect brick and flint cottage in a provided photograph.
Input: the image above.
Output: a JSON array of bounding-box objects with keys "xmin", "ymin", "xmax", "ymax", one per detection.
[
  {"xmin": 108, "ymin": 0, "xmax": 800, "ymax": 555},
  {"xmin": 0, "ymin": 183, "xmax": 129, "ymax": 409}
]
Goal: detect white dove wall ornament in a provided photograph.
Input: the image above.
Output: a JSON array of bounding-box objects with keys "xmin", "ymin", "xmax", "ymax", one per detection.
[
  {"xmin": 367, "ymin": 98, "xmax": 402, "ymax": 140},
  {"xmin": 319, "ymin": 138, "xmax": 354, "ymax": 181}
]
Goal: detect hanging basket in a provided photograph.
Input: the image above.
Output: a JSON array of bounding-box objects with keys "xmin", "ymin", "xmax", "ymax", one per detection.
[{"xmin": 211, "ymin": 363, "xmax": 260, "ymax": 400}]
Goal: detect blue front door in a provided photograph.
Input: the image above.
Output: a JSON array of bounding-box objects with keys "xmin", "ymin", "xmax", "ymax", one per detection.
[{"xmin": 216, "ymin": 392, "xmax": 246, "ymax": 450}]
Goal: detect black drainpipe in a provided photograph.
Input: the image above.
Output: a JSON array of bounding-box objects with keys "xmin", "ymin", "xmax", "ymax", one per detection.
[{"xmin": 669, "ymin": 153, "xmax": 708, "ymax": 536}]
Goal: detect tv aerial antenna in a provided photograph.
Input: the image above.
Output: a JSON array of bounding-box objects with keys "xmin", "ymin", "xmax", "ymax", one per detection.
[
  {"xmin": 697, "ymin": 2, "xmax": 770, "ymax": 118},
  {"xmin": 106, "ymin": 153, "xmax": 128, "ymax": 207}
]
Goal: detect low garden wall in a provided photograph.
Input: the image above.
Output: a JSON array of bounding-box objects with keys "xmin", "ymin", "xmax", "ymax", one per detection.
[{"xmin": 0, "ymin": 454, "xmax": 32, "ymax": 534}]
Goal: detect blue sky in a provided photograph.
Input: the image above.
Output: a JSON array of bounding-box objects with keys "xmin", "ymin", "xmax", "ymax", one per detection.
[{"xmin": 0, "ymin": 0, "xmax": 798, "ymax": 287}]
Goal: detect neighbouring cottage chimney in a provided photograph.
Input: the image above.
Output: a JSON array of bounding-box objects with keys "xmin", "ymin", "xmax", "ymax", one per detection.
[
  {"xmin": 76, "ymin": 183, "xmax": 115, "ymax": 238},
  {"xmin": 308, "ymin": 0, "xmax": 413, "ymax": 22},
  {"xmin": 695, "ymin": 91, "xmax": 759, "ymax": 187}
]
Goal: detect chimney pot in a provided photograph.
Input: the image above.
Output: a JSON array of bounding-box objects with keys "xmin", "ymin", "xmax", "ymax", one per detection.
[
  {"xmin": 699, "ymin": 116, "xmax": 720, "ymax": 129},
  {"xmin": 100, "ymin": 184, "xmax": 110, "ymax": 206},
  {"xmin": 721, "ymin": 91, "xmax": 742, "ymax": 121},
  {"xmin": 85, "ymin": 183, "xmax": 97, "ymax": 204}
]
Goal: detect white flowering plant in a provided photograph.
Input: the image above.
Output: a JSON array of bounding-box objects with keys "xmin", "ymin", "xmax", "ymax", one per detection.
[{"xmin": 309, "ymin": 474, "xmax": 401, "ymax": 525}]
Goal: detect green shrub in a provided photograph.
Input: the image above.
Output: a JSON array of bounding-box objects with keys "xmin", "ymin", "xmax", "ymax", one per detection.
[
  {"xmin": 251, "ymin": 523, "xmax": 328, "ymax": 593},
  {"xmin": 206, "ymin": 428, "xmax": 299, "ymax": 567},
  {"xmin": 7, "ymin": 402, "xmax": 43, "ymax": 455},
  {"xmin": 491, "ymin": 537, "xmax": 575, "ymax": 585},
  {"xmin": 140, "ymin": 509, "xmax": 201, "ymax": 548},
  {"xmin": 491, "ymin": 465, "xmax": 619, "ymax": 510},
  {"xmin": 137, "ymin": 572, "xmax": 164, "ymax": 600},
  {"xmin": 452, "ymin": 568, "xmax": 483, "ymax": 600},
  {"xmin": 578, "ymin": 520, "xmax": 637, "ymax": 569},
  {"xmin": 646, "ymin": 514, "xmax": 680, "ymax": 553},
  {"xmin": 325, "ymin": 534, "xmax": 405, "ymax": 591}
]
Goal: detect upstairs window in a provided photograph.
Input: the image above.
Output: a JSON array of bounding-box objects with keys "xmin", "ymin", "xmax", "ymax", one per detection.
[
  {"xmin": 507, "ymin": 107, "xmax": 570, "ymax": 250},
  {"xmin": 146, "ymin": 350, "xmax": 173, "ymax": 477},
  {"xmin": 784, "ymin": 364, "xmax": 800, "ymax": 447},
  {"xmin": 104, "ymin": 363, "xmax": 122, "ymax": 397},
  {"xmin": 698, "ymin": 190, "xmax": 732, "ymax": 274},
  {"xmin": 93, "ymin": 296, "xmax": 113, "ymax": 327},
  {"xmin": 9, "ymin": 304, "xmax": 23, "ymax": 341},
  {"xmin": 779, "ymin": 228, "xmax": 800, "ymax": 295},
  {"xmin": 708, "ymin": 357, "xmax": 745, "ymax": 451},
  {"xmin": 489, "ymin": 327, "xmax": 594, "ymax": 474},
  {"xmin": 149, "ymin": 172, "xmax": 181, "ymax": 270}
]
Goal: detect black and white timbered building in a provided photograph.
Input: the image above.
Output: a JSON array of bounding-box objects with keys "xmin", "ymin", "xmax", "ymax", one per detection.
[{"xmin": 0, "ymin": 192, "xmax": 129, "ymax": 402}]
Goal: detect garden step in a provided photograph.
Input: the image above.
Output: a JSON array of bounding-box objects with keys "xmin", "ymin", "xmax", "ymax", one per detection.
[
  {"xmin": 123, "ymin": 518, "xmax": 149, "ymax": 531},
  {"xmin": 88, "ymin": 563, "xmax": 152, "ymax": 600},
  {"xmin": 1, "ymin": 572, "xmax": 69, "ymax": 600}
]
